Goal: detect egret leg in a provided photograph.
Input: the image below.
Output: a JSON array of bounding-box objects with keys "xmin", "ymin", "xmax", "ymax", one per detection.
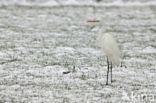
[
  {"xmin": 110, "ymin": 62, "xmax": 113, "ymax": 83},
  {"xmin": 106, "ymin": 56, "xmax": 109, "ymax": 85}
]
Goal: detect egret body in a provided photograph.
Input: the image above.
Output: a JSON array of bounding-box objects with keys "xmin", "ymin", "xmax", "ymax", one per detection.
[{"xmin": 98, "ymin": 32, "xmax": 120, "ymax": 85}]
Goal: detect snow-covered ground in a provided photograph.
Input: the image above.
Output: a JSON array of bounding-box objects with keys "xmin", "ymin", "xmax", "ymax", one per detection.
[
  {"xmin": 0, "ymin": 0, "xmax": 156, "ymax": 6},
  {"xmin": 0, "ymin": 1, "xmax": 156, "ymax": 103}
]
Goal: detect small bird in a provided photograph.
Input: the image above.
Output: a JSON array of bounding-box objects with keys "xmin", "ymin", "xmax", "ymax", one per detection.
[{"xmin": 97, "ymin": 29, "xmax": 120, "ymax": 85}]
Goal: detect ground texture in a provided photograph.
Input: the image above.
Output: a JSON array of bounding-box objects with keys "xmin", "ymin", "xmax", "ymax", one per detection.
[{"xmin": 0, "ymin": 5, "xmax": 156, "ymax": 103}]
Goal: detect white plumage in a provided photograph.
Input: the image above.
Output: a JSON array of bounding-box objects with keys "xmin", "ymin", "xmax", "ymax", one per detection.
[
  {"xmin": 98, "ymin": 33, "xmax": 120, "ymax": 66},
  {"xmin": 97, "ymin": 29, "xmax": 120, "ymax": 85}
]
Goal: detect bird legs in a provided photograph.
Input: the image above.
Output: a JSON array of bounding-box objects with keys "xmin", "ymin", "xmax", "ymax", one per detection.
[
  {"xmin": 106, "ymin": 56, "xmax": 109, "ymax": 85},
  {"xmin": 106, "ymin": 56, "xmax": 113, "ymax": 85},
  {"xmin": 110, "ymin": 61, "xmax": 113, "ymax": 83}
]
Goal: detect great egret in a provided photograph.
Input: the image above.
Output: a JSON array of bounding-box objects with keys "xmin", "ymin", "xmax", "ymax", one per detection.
[{"xmin": 97, "ymin": 30, "xmax": 120, "ymax": 85}]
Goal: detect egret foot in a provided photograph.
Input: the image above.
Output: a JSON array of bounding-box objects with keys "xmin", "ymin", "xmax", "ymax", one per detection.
[
  {"xmin": 111, "ymin": 80, "xmax": 116, "ymax": 83},
  {"xmin": 106, "ymin": 82, "xmax": 108, "ymax": 85}
]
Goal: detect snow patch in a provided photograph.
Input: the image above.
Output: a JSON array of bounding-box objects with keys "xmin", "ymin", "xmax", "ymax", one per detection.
[{"xmin": 142, "ymin": 46, "xmax": 156, "ymax": 54}]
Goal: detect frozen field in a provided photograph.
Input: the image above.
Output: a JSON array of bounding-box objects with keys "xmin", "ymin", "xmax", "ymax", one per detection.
[{"xmin": 0, "ymin": 2, "xmax": 156, "ymax": 103}]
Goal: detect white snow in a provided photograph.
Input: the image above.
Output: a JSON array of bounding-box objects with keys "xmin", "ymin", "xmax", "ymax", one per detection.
[
  {"xmin": 0, "ymin": 2, "xmax": 155, "ymax": 103},
  {"xmin": 0, "ymin": 0, "xmax": 156, "ymax": 6}
]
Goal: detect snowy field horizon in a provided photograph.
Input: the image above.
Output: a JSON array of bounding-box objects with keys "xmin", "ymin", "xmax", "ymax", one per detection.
[
  {"xmin": 0, "ymin": 0, "xmax": 156, "ymax": 7},
  {"xmin": 0, "ymin": 0, "xmax": 156, "ymax": 103}
]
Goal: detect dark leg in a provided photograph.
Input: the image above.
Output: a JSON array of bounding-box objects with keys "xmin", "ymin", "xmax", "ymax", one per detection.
[
  {"xmin": 110, "ymin": 62, "xmax": 113, "ymax": 83},
  {"xmin": 106, "ymin": 56, "xmax": 109, "ymax": 85}
]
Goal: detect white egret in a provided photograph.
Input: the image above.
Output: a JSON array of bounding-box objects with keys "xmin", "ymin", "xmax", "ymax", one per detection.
[{"xmin": 97, "ymin": 29, "xmax": 120, "ymax": 85}]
